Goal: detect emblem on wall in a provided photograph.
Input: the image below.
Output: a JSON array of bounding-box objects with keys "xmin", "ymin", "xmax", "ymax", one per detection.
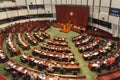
[{"xmin": 70, "ymin": 11, "xmax": 74, "ymax": 16}]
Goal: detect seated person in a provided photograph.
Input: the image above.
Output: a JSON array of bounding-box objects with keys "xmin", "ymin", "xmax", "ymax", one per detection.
[
  {"xmin": 23, "ymin": 72, "xmax": 31, "ymax": 80},
  {"xmin": 11, "ymin": 71, "xmax": 18, "ymax": 80},
  {"xmin": 59, "ymin": 64, "xmax": 65, "ymax": 74},
  {"xmin": 47, "ymin": 63, "xmax": 55, "ymax": 73}
]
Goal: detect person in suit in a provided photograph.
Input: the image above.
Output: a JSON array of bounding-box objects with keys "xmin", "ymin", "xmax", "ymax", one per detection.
[{"xmin": 11, "ymin": 71, "xmax": 18, "ymax": 80}]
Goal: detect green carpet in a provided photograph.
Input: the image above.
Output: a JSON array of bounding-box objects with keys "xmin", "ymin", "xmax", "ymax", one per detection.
[{"xmin": 0, "ymin": 26, "xmax": 99, "ymax": 80}]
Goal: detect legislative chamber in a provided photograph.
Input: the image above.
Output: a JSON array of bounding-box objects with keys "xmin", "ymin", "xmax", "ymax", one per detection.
[{"xmin": 0, "ymin": 0, "xmax": 120, "ymax": 80}]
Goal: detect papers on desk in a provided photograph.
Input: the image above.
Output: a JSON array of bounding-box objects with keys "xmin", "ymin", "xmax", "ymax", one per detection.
[
  {"xmin": 24, "ymin": 69, "xmax": 28, "ymax": 74},
  {"xmin": 0, "ymin": 53, "xmax": 5, "ymax": 59},
  {"xmin": 39, "ymin": 73, "xmax": 46, "ymax": 79},
  {"xmin": 13, "ymin": 65, "xmax": 16, "ymax": 68},
  {"xmin": 49, "ymin": 78, "xmax": 54, "ymax": 80},
  {"xmin": 7, "ymin": 61, "xmax": 11, "ymax": 65},
  {"xmin": 49, "ymin": 54, "xmax": 53, "ymax": 56},
  {"xmin": 93, "ymin": 52, "xmax": 99, "ymax": 56},
  {"xmin": 34, "ymin": 60, "xmax": 39, "ymax": 63},
  {"xmin": 35, "ymin": 49, "xmax": 41, "ymax": 53},
  {"xmin": 17, "ymin": 67, "xmax": 23, "ymax": 71},
  {"xmin": 92, "ymin": 63, "xmax": 100, "ymax": 68},
  {"xmin": 83, "ymin": 54, "xmax": 90, "ymax": 57}
]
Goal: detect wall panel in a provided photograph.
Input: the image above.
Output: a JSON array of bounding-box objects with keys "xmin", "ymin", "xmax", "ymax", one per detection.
[
  {"xmin": 36, "ymin": 0, "xmax": 44, "ymax": 4},
  {"xmin": 71, "ymin": 0, "xmax": 76, "ymax": 5},
  {"xmin": 99, "ymin": 7, "xmax": 109, "ymax": 21},
  {"xmin": 51, "ymin": 0, "xmax": 56, "ymax": 4},
  {"xmin": 93, "ymin": 6, "xmax": 99, "ymax": 18},
  {"xmin": 66, "ymin": 0, "xmax": 71, "ymax": 4},
  {"xmin": 56, "ymin": 0, "xmax": 61, "ymax": 4},
  {"xmin": 111, "ymin": 0, "xmax": 120, "ymax": 8},
  {"xmin": 16, "ymin": 0, "xmax": 26, "ymax": 6},
  {"xmin": 109, "ymin": 15, "xmax": 119, "ymax": 24},
  {"xmin": 0, "ymin": 12, "xmax": 8, "ymax": 20},
  {"xmin": 18, "ymin": 9, "xmax": 28, "ymax": 16},
  {"xmin": 88, "ymin": 0, "xmax": 93, "ymax": 6},
  {"xmin": 101, "ymin": 0, "xmax": 110, "ymax": 7},
  {"xmin": 7, "ymin": 11, "xmax": 18, "ymax": 18},
  {"xmin": 44, "ymin": 0, "xmax": 51, "ymax": 4},
  {"xmin": 45, "ymin": 5, "xmax": 52, "ymax": 13},
  {"xmin": 61, "ymin": 0, "xmax": 66, "ymax": 4},
  {"xmin": 94, "ymin": 0, "xmax": 100, "ymax": 6},
  {"xmin": 76, "ymin": 0, "xmax": 81, "ymax": 5},
  {"xmin": 82, "ymin": 0, "xmax": 87, "ymax": 5}
]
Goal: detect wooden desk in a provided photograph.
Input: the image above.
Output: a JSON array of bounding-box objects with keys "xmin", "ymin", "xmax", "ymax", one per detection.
[
  {"xmin": 0, "ymin": 34, "xmax": 9, "ymax": 62},
  {"xmin": 60, "ymin": 23, "xmax": 71, "ymax": 33},
  {"xmin": 41, "ymin": 43, "xmax": 71, "ymax": 53},
  {"xmin": 32, "ymin": 48, "xmax": 75, "ymax": 62},
  {"xmin": 21, "ymin": 53, "xmax": 80, "ymax": 72},
  {"xmin": 6, "ymin": 33, "xmax": 20, "ymax": 56},
  {"xmin": 7, "ymin": 60, "xmax": 84, "ymax": 80},
  {"xmin": 48, "ymin": 40, "xmax": 68, "ymax": 46},
  {"xmin": 72, "ymin": 33, "xmax": 85, "ymax": 42},
  {"xmin": 82, "ymin": 40, "xmax": 113, "ymax": 60},
  {"xmin": 41, "ymin": 32, "xmax": 50, "ymax": 39},
  {"xmin": 78, "ymin": 38, "xmax": 101, "ymax": 52},
  {"xmin": 33, "ymin": 32, "xmax": 45, "ymax": 42},
  {"xmin": 16, "ymin": 33, "xmax": 30, "ymax": 50},
  {"xmin": 74, "ymin": 36, "xmax": 93, "ymax": 47},
  {"xmin": 25, "ymin": 32, "xmax": 38, "ymax": 45},
  {"xmin": 97, "ymin": 67, "xmax": 120, "ymax": 80},
  {"xmin": 0, "ymin": 74, "xmax": 9, "ymax": 80},
  {"xmin": 88, "ymin": 50, "xmax": 120, "ymax": 71},
  {"xmin": 54, "ymin": 36, "xmax": 66, "ymax": 42}
]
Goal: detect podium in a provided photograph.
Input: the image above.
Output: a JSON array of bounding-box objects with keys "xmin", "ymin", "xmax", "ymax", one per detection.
[{"xmin": 60, "ymin": 23, "xmax": 71, "ymax": 33}]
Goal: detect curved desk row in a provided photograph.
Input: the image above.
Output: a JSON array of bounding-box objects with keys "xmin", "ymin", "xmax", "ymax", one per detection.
[
  {"xmin": 6, "ymin": 33, "xmax": 20, "ymax": 56},
  {"xmin": 48, "ymin": 40, "xmax": 68, "ymax": 47},
  {"xmin": 32, "ymin": 48, "xmax": 75, "ymax": 62},
  {"xmin": 25, "ymin": 32, "xmax": 38, "ymax": 46},
  {"xmin": 78, "ymin": 38, "xmax": 102, "ymax": 52},
  {"xmin": 41, "ymin": 43, "xmax": 71, "ymax": 53},
  {"xmin": 7, "ymin": 60, "xmax": 85, "ymax": 80},
  {"xmin": 33, "ymin": 32, "xmax": 45, "ymax": 42},
  {"xmin": 21, "ymin": 53, "xmax": 80, "ymax": 73},
  {"xmin": 16, "ymin": 33, "xmax": 30, "ymax": 50},
  {"xmin": 82, "ymin": 40, "xmax": 113, "ymax": 60},
  {"xmin": 53, "ymin": 36, "xmax": 66, "ymax": 42},
  {"xmin": 74, "ymin": 35, "xmax": 94, "ymax": 47},
  {"xmin": 88, "ymin": 50, "xmax": 120, "ymax": 71},
  {"xmin": 41, "ymin": 32, "xmax": 50, "ymax": 39},
  {"xmin": 72, "ymin": 33, "xmax": 86, "ymax": 42},
  {"xmin": 97, "ymin": 67, "xmax": 120, "ymax": 80},
  {"xmin": 0, "ymin": 34, "xmax": 9, "ymax": 63}
]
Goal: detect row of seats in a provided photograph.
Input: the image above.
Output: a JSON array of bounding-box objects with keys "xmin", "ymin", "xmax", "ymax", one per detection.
[
  {"xmin": 82, "ymin": 40, "xmax": 113, "ymax": 60},
  {"xmin": 88, "ymin": 50, "xmax": 120, "ymax": 72},
  {"xmin": 41, "ymin": 43, "xmax": 71, "ymax": 53},
  {"xmin": 4, "ymin": 60, "xmax": 85, "ymax": 80},
  {"xmin": 20, "ymin": 53, "xmax": 80, "ymax": 74},
  {"xmin": 78, "ymin": 38, "xmax": 102, "ymax": 52},
  {"xmin": 48, "ymin": 40, "xmax": 68, "ymax": 47},
  {"xmin": 6, "ymin": 33, "xmax": 20, "ymax": 56},
  {"xmin": 25, "ymin": 32, "xmax": 38, "ymax": 46},
  {"xmin": 72, "ymin": 34, "xmax": 117, "ymax": 72},
  {"xmin": 97, "ymin": 66, "xmax": 120, "ymax": 80},
  {"xmin": 4, "ymin": 20, "xmax": 50, "ymax": 34},
  {"xmin": 32, "ymin": 47, "xmax": 75, "ymax": 62},
  {"xmin": 16, "ymin": 33, "xmax": 30, "ymax": 50},
  {"xmin": 0, "ymin": 34, "xmax": 9, "ymax": 63}
]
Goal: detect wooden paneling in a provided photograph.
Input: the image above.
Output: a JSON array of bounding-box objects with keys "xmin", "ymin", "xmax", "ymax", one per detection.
[{"xmin": 55, "ymin": 5, "xmax": 89, "ymax": 29}]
